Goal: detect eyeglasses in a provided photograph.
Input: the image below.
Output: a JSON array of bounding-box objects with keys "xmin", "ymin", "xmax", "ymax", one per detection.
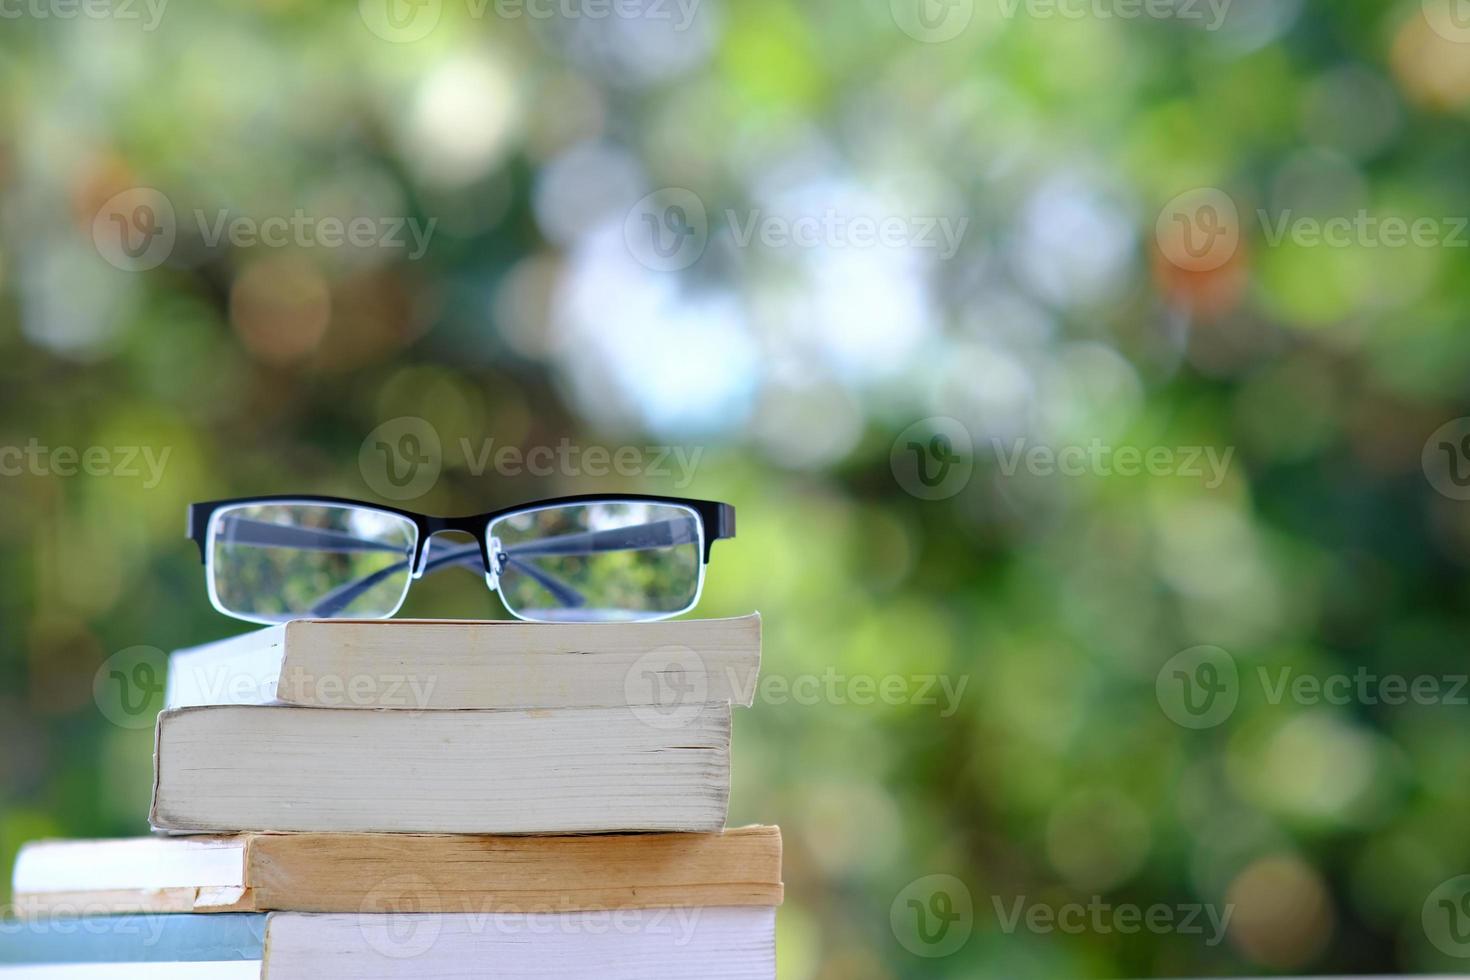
[{"xmin": 186, "ymin": 494, "xmax": 735, "ymax": 625}]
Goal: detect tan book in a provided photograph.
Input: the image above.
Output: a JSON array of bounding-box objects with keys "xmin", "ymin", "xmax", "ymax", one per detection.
[
  {"xmin": 12, "ymin": 826, "xmax": 783, "ymax": 916},
  {"xmin": 150, "ymin": 703, "xmax": 732, "ymax": 835},
  {"xmin": 165, "ymin": 614, "xmax": 761, "ymax": 711}
]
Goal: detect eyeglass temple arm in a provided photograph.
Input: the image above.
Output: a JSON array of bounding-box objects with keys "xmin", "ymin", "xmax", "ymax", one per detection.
[
  {"xmin": 308, "ymin": 544, "xmax": 585, "ymax": 618},
  {"xmin": 499, "ymin": 518, "xmax": 698, "ymax": 558},
  {"xmin": 211, "ymin": 516, "xmax": 407, "ymax": 554},
  {"xmin": 491, "ymin": 554, "xmax": 586, "ymax": 608}
]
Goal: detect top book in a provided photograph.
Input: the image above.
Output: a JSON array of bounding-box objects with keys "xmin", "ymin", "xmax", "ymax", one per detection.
[{"xmin": 165, "ymin": 613, "xmax": 761, "ymax": 711}]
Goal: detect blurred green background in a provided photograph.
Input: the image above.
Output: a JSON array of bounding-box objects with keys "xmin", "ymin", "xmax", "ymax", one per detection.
[{"xmin": 4, "ymin": 0, "xmax": 1470, "ymax": 975}]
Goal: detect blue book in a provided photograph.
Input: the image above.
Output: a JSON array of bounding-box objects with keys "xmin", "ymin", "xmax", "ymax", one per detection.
[{"xmin": 0, "ymin": 914, "xmax": 265, "ymax": 964}]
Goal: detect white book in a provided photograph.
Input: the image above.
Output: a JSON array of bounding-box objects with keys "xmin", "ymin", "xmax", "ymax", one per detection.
[
  {"xmin": 0, "ymin": 907, "xmax": 777, "ymax": 979},
  {"xmin": 150, "ymin": 703, "xmax": 731, "ymax": 834},
  {"xmin": 164, "ymin": 614, "xmax": 760, "ymax": 711}
]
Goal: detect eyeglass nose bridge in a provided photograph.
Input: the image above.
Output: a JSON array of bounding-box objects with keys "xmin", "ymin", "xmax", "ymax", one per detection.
[{"xmin": 410, "ymin": 524, "xmax": 495, "ymax": 581}]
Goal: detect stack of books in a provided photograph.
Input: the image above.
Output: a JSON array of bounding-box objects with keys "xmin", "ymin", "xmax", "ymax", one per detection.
[{"xmin": 1, "ymin": 615, "xmax": 781, "ymax": 978}]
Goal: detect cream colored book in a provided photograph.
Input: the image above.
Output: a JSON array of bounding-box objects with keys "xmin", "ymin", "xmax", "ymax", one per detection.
[
  {"xmin": 164, "ymin": 614, "xmax": 760, "ymax": 711},
  {"xmin": 11, "ymin": 826, "xmax": 783, "ymax": 916},
  {"xmin": 149, "ymin": 703, "xmax": 731, "ymax": 835}
]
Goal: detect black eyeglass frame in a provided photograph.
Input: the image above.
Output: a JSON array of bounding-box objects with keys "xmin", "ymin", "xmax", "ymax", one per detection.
[{"xmin": 188, "ymin": 493, "xmax": 736, "ymax": 575}]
